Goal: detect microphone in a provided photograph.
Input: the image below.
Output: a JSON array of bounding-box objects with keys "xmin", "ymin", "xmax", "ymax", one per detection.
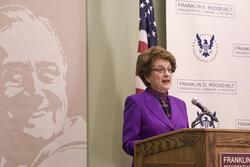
[
  {"xmin": 191, "ymin": 98, "xmax": 209, "ymax": 113},
  {"xmin": 191, "ymin": 98, "xmax": 218, "ymax": 122}
]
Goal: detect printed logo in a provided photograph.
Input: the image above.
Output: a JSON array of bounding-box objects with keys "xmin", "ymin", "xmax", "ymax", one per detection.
[
  {"xmin": 193, "ymin": 33, "xmax": 218, "ymax": 62},
  {"xmin": 235, "ymin": 119, "xmax": 250, "ymax": 129}
]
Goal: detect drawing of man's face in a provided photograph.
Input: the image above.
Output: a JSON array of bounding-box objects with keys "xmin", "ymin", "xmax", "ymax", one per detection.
[{"xmin": 0, "ymin": 11, "xmax": 68, "ymax": 140}]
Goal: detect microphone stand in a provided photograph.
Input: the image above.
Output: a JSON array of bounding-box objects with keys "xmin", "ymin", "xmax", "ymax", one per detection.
[{"xmin": 191, "ymin": 110, "xmax": 219, "ymax": 128}]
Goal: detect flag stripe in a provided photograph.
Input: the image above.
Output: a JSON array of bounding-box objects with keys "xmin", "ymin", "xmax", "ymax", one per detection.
[
  {"xmin": 138, "ymin": 41, "xmax": 148, "ymax": 53},
  {"xmin": 135, "ymin": 76, "xmax": 146, "ymax": 90}
]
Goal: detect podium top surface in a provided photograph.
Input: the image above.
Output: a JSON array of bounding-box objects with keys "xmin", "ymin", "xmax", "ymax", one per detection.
[{"xmin": 135, "ymin": 128, "xmax": 250, "ymax": 145}]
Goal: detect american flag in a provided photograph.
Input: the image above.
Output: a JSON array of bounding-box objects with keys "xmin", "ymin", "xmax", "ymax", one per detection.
[{"xmin": 136, "ymin": 0, "xmax": 158, "ymax": 93}]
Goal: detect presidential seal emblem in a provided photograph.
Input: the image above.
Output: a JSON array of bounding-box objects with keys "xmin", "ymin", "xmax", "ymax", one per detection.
[{"xmin": 192, "ymin": 33, "xmax": 218, "ymax": 62}]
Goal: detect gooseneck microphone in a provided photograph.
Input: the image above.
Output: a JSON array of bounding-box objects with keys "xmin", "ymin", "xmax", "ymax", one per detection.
[
  {"xmin": 191, "ymin": 98, "xmax": 218, "ymax": 122},
  {"xmin": 191, "ymin": 98, "xmax": 209, "ymax": 113}
]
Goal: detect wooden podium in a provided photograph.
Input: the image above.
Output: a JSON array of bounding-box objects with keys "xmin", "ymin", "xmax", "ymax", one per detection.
[{"xmin": 134, "ymin": 128, "xmax": 250, "ymax": 167}]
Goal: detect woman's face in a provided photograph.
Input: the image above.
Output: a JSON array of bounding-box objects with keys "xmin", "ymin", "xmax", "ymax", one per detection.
[{"xmin": 146, "ymin": 58, "xmax": 173, "ymax": 93}]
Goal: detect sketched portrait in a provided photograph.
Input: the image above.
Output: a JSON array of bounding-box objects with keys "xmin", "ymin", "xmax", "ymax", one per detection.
[{"xmin": 0, "ymin": 4, "xmax": 86, "ymax": 167}]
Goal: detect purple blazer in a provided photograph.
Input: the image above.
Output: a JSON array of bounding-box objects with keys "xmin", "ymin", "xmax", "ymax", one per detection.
[{"xmin": 122, "ymin": 88, "xmax": 189, "ymax": 156}]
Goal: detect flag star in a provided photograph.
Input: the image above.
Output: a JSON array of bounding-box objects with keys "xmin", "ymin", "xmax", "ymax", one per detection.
[
  {"xmin": 152, "ymin": 31, "xmax": 156, "ymax": 37},
  {"xmin": 140, "ymin": 2, "xmax": 145, "ymax": 8},
  {"xmin": 147, "ymin": 9, "xmax": 150, "ymax": 15},
  {"xmin": 153, "ymin": 21, "xmax": 156, "ymax": 27},
  {"xmin": 150, "ymin": 6, "xmax": 153, "ymax": 11},
  {"xmin": 145, "ymin": 0, "xmax": 150, "ymax": 4}
]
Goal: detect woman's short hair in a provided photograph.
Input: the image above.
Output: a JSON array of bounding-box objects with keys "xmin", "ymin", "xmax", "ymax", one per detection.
[{"xmin": 136, "ymin": 46, "xmax": 176, "ymax": 87}]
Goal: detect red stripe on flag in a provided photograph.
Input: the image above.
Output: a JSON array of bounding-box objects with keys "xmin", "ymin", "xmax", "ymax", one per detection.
[
  {"xmin": 136, "ymin": 88, "xmax": 144, "ymax": 93},
  {"xmin": 138, "ymin": 41, "xmax": 148, "ymax": 53}
]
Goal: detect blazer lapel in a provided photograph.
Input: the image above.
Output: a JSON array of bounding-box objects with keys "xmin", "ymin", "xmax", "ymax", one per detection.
[{"xmin": 144, "ymin": 89, "xmax": 174, "ymax": 129}]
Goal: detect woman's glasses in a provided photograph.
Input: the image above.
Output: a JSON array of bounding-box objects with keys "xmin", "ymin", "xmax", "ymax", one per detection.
[{"xmin": 151, "ymin": 67, "xmax": 172, "ymax": 74}]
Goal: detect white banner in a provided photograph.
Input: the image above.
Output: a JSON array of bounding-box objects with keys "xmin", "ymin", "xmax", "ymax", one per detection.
[{"xmin": 166, "ymin": 0, "xmax": 250, "ymax": 129}]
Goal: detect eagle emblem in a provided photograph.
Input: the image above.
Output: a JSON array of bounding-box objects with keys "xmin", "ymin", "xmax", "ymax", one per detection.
[{"xmin": 196, "ymin": 33, "xmax": 215, "ymax": 57}]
